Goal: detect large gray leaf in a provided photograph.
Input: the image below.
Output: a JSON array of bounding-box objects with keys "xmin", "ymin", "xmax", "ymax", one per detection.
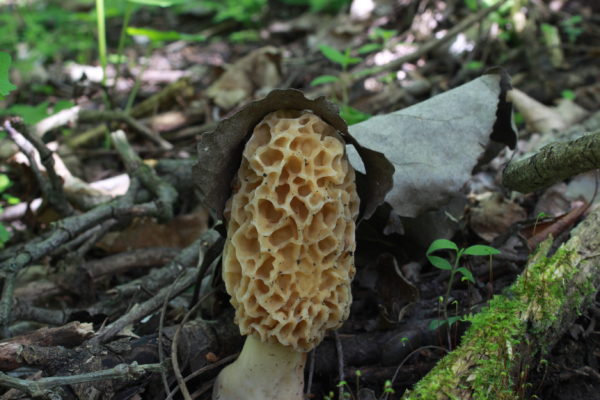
[{"xmin": 348, "ymin": 70, "xmax": 516, "ymax": 218}]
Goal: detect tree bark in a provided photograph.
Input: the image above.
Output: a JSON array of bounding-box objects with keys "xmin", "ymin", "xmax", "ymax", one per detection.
[{"xmin": 402, "ymin": 205, "xmax": 600, "ymax": 399}]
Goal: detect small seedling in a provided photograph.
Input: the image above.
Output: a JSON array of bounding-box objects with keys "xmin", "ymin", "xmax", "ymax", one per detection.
[
  {"xmin": 560, "ymin": 15, "xmax": 583, "ymax": 44},
  {"xmin": 426, "ymin": 239, "xmax": 500, "ymax": 346},
  {"xmin": 560, "ymin": 89, "xmax": 576, "ymax": 101},
  {"xmin": 311, "ymin": 44, "xmax": 372, "ymax": 125}
]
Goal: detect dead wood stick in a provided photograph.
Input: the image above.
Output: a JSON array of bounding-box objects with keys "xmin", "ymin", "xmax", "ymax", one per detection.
[
  {"xmin": 0, "ymin": 322, "xmax": 94, "ymax": 371},
  {"xmin": 112, "ymin": 129, "xmax": 178, "ymax": 221},
  {"xmin": 401, "ymin": 205, "xmax": 600, "ymax": 399},
  {"xmin": 0, "ymin": 180, "xmax": 156, "ymax": 276},
  {"xmin": 0, "ymin": 362, "xmax": 162, "ymax": 398},
  {"xmin": 3, "ymin": 120, "xmax": 73, "ymax": 217},
  {"xmin": 503, "ymin": 129, "xmax": 600, "ymax": 193}
]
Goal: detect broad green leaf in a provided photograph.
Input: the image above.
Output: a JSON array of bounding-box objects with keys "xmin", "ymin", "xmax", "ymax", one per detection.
[
  {"xmin": 54, "ymin": 100, "xmax": 75, "ymax": 113},
  {"xmin": 456, "ymin": 267, "xmax": 475, "ymax": 283},
  {"xmin": 428, "ymin": 319, "xmax": 447, "ymax": 330},
  {"xmin": 318, "ymin": 44, "xmax": 347, "ymax": 66},
  {"xmin": 340, "ymin": 105, "xmax": 371, "ymax": 125},
  {"xmin": 427, "ymin": 255, "xmax": 452, "ymax": 271},
  {"xmin": 0, "ymin": 174, "xmax": 10, "ymax": 193},
  {"xmin": 0, "ymin": 51, "xmax": 17, "ymax": 96},
  {"xmin": 7, "ymin": 102, "xmax": 50, "ymax": 124},
  {"xmin": 127, "ymin": 0, "xmax": 185, "ymax": 7},
  {"xmin": 127, "ymin": 27, "xmax": 182, "ymax": 41},
  {"xmin": 127, "ymin": 27, "xmax": 205, "ymax": 42},
  {"xmin": 0, "ymin": 223, "xmax": 10, "ymax": 246},
  {"xmin": 447, "ymin": 316, "xmax": 462, "ymax": 327},
  {"xmin": 426, "ymin": 238, "xmax": 458, "ymax": 255},
  {"xmin": 310, "ymin": 75, "xmax": 340, "ymax": 86},
  {"xmin": 463, "ymin": 244, "xmax": 500, "ymax": 256},
  {"xmin": 357, "ymin": 43, "xmax": 381, "ymax": 55},
  {"xmin": 3, "ymin": 194, "xmax": 20, "ymax": 205}
]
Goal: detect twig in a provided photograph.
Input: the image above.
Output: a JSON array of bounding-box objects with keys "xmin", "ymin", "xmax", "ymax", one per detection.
[
  {"xmin": 334, "ymin": 331, "xmax": 345, "ymax": 400},
  {"xmin": 0, "ymin": 273, "xmax": 16, "ymax": 338},
  {"xmin": 0, "ymin": 362, "xmax": 163, "ymax": 398},
  {"xmin": 90, "ymin": 266, "xmax": 201, "ymax": 345},
  {"xmin": 110, "ymin": 230, "xmax": 219, "ymax": 298},
  {"xmin": 385, "ymin": 346, "xmax": 448, "ymax": 400},
  {"xmin": 306, "ymin": 349, "xmax": 316, "ymax": 398},
  {"xmin": 3, "ymin": 119, "xmax": 73, "ymax": 217},
  {"xmin": 112, "ymin": 130, "xmax": 178, "ymax": 221},
  {"xmin": 79, "ymin": 110, "xmax": 173, "ymax": 149},
  {"xmin": 503, "ymin": 129, "xmax": 600, "ymax": 193},
  {"xmin": 170, "ymin": 295, "xmax": 210, "ymax": 400},
  {"xmin": 0, "ymin": 180, "xmax": 154, "ymax": 276},
  {"xmin": 158, "ymin": 270, "xmax": 186, "ymax": 397}
]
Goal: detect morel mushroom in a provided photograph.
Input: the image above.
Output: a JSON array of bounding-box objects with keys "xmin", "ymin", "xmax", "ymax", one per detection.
[{"xmin": 213, "ymin": 110, "xmax": 359, "ymax": 400}]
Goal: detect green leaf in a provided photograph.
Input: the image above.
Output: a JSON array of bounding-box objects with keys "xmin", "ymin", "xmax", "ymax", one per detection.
[
  {"xmin": 427, "ymin": 255, "xmax": 453, "ymax": 271},
  {"xmin": 463, "ymin": 244, "xmax": 500, "ymax": 256},
  {"xmin": 127, "ymin": 27, "xmax": 205, "ymax": 43},
  {"xmin": 0, "ymin": 51, "xmax": 17, "ymax": 96},
  {"xmin": 357, "ymin": 43, "xmax": 382, "ymax": 55},
  {"xmin": 0, "ymin": 174, "xmax": 11, "ymax": 193},
  {"xmin": 456, "ymin": 267, "xmax": 475, "ymax": 283},
  {"xmin": 7, "ymin": 102, "xmax": 50, "ymax": 124},
  {"xmin": 561, "ymin": 89, "xmax": 576, "ymax": 100},
  {"xmin": 318, "ymin": 44, "xmax": 347, "ymax": 66},
  {"xmin": 447, "ymin": 315, "xmax": 462, "ymax": 327},
  {"xmin": 0, "ymin": 223, "xmax": 10, "ymax": 246},
  {"xmin": 310, "ymin": 75, "xmax": 340, "ymax": 86},
  {"xmin": 428, "ymin": 319, "xmax": 447, "ymax": 330},
  {"xmin": 426, "ymin": 238, "xmax": 458, "ymax": 255},
  {"xmin": 340, "ymin": 105, "xmax": 371, "ymax": 125},
  {"xmin": 54, "ymin": 100, "xmax": 75, "ymax": 113},
  {"xmin": 466, "ymin": 60, "xmax": 484, "ymax": 70},
  {"xmin": 127, "ymin": 0, "xmax": 186, "ymax": 7}
]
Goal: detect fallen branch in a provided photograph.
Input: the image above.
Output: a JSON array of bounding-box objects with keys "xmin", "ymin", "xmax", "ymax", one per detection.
[
  {"xmin": 0, "ymin": 362, "xmax": 162, "ymax": 398},
  {"xmin": 503, "ymin": 129, "xmax": 600, "ymax": 193},
  {"xmin": 401, "ymin": 205, "xmax": 600, "ymax": 399}
]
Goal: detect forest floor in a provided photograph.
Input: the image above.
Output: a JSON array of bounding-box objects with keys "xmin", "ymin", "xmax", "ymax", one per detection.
[{"xmin": 1, "ymin": 0, "xmax": 600, "ymax": 399}]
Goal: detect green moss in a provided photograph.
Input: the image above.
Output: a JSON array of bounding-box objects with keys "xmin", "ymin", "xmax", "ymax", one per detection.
[{"xmin": 403, "ymin": 239, "xmax": 595, "ymax": 400}]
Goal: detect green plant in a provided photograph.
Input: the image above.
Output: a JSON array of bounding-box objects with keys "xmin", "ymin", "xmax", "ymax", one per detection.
[
  {"xmin": 426, "ymin": 239, "xmax": 500, "ymax": 346},
  {"xmin": 0, "ymin": 173, "xmax": 20, "ymax": 249},
  {"xmin": 560, "ymin": 89, "xmax": 576, "ymax": 101},
  {"xmin": 277, "ymin": 0, "xmax": 350, "ymax": 13},
  {"xmin": 560, "ymin": 15, "xmax": 583, "ymax": 44},
  {"xmin": 310, "ymin": 44, "xmax": 371, "ymax": 125},
  {"xmin": 0, "ymin": 52, "xmax": 16, "ymax": 98}
]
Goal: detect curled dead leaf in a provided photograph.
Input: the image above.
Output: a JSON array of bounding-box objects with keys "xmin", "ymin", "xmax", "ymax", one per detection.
[{"xmin": 193, "ymin": 89, "xmax": 394, "ymax": 223}]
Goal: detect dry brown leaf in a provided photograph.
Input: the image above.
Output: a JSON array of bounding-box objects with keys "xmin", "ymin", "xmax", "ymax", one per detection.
[
  {"xmin": 206, "ymin": 46, "xmax": 283, "ymax": 110},
  {"xmin": 96, "ymin": 209, "xmax": 208, "ymax": 253}
]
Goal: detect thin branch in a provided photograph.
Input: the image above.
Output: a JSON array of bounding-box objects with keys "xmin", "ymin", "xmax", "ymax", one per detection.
[
  {"xmin": 112, "ymin": 129, "xmax": 178, "ymax": 221},
  {"xmin": 503, "ymin": 129, "xmax": 600, "ymax": 193},
  {"xmin": 0, "ymin": 362, "xmax": 163, "ymax": 398},
  {"xmin": 3, "ymin": 119, "xmax": 73, "ymax": 216}
]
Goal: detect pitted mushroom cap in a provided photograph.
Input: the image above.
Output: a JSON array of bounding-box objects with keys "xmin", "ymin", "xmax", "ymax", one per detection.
[{"xmin": 222, "ymin": 110, "xmax": 359, "ymax": 352}]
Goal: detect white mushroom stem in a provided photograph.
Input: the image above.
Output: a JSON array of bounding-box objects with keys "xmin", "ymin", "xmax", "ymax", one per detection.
[{"xmin": 213, "ymin": 335, "xmax": 307, "ymax": 400}]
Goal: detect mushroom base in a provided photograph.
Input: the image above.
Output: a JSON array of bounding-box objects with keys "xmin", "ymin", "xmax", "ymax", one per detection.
[{"xmin": 212, "ymin": 335, "xmax": 307, "ymax": 400}]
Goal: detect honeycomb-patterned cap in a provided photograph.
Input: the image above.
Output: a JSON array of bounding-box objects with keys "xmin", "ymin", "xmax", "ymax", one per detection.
[{"xmin": 222, "ymin": 110, "xmax": 359, "ymax": 352}]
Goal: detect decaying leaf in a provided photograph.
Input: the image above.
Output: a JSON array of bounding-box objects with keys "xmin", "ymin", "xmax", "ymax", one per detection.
[
  {"xmin": 467, "ymin": 192, "xmax": 527, "ymax": 242},
  {"xmin": 206, "ymin": 46, "xmax": 283, "ymax": 110},
  {"xmin": 348, "ymin": 69, "xmax": 517, "ymax": 218},
  {"xmin": 97, "ymin": 210, "xmax": 208, "ymax": 253},
  {"xmin": 193, "ymin": 89, "xmax": 394, "ymax": 223}
]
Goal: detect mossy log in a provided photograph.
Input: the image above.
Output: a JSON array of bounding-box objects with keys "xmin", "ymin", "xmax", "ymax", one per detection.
[{"xmin": 402, "ymin": 206, "xmax": 600, "ymax": 400}]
